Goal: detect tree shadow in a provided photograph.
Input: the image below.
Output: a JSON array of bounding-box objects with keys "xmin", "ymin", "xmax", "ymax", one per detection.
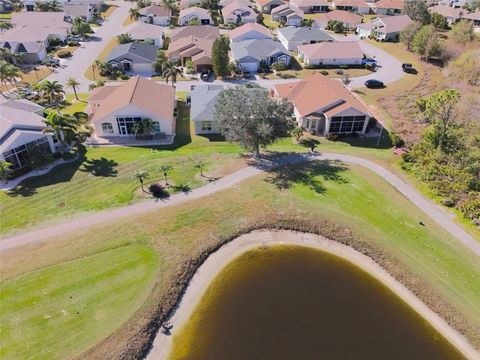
[
  {"xmin": 7, "ymin": 146, "xmax": 88, "ymax": 198},
  {"xmin": 299, "ymin": 137, "xmax": 320, "ymax": 149},
  {"xmin": 264, "ymin": 160, "xmax": 348, "ymax": 195},
  {"xmin": 79, "ymin": 157, "xmax": 118, "ymax": 177},
  {"xmin": 171, "ymin": 184, "xmax": 191, "ymax": 193}
]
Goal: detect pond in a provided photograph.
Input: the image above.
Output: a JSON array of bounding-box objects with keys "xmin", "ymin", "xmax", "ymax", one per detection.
[{"xmin": 168, "ymin": 245, "xmax": 465, "ymax": 360}]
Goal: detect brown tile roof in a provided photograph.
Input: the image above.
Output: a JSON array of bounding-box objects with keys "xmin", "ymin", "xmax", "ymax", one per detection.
[
  {"xmin": 374, "ymin": 14, "xmax": 412, "ymax": 33},
  {"xmin": 429, "ymin": 5, "xmax": 463, "ymax": 18},
  {"xmin": 179, "ymin": 6, "xmax": 210, "ymax": 17},
  {"xmin": 291, "ymin": 0, "xmax": 329, "ymax": 7},
  {"xmin": 89, "ymin": 76, "xmax": 175, "ymax": 122},
  {"xmin": 375, "ymin": 0, "xmax": 404, "ymax": 10},
  {"xmin": 334, "ymin": 0, "xmax": 369, "ymax": 8},
  {"xmin": 229, "ymin": 23, "xmax": 272, "ymax": 40},
  {"xmin": 462, "ymin": 11, "xmax": 480, "ymax": 21},
  {"xmin": 170, "ymin": 25, "xmax": 220, "ymax": 41},
  {"xmin": 168, "ymin": 35, "xmax": 214, "ymax": 61},
  {"xmin": 274, "ymin": 73, "xmax": 371, "ymax": 117},
  {"xmin": 139, "ymin": 5, "xmax": 171, "ymax": 17},
  {"xmin": 314, "ymin": 10, "xmax": 362, "ymax": 25},
  {"xmin": 298, "ymin": 41, "xmax": 363, "ymax": 60}
]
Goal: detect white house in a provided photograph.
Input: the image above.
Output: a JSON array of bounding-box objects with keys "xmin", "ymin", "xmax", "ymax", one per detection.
[
  {"xmin": 276, "ymin": 26, "xmax": 333, "ymax": 51},
  {"xmin": 273, "ymin": 74, "xmax": 373, "ymax": 135},
  {"xmin": 297, "ymin": 41, "xmax": 364, "ymax": 66},
  {"xmin": 356, "ymin": 14, "xmax": 412, "ymax": 41},
  {"xmin": 106, "ymin": 43, "xmax": 158, "ymax": 75},
  {"xmin": 374, "ymin": 0, "xmax": 404, "ymax": 15},
  {"xmin": 0, "ymin": 99, "xmax": 57, "ymax": 171},
  {"xmin": 178, "ymin": 7, "xmax": 212, "ymax": 25},
  {"xmin": 87, "ymin": 77, "xmax": 176, "ymax": 143},
  {"xmin": 333, "ymin": 0, "xmax": 370, "ymax": 14},
  {"xmin": 289, "ymin": 0, "xmax": 329, "ymax": 13},
  {"xmin": 179, "ymin": 0, "xmax": 202, "ymax": 9},
  {"xmin": 255, "ymin": 0, "xmax": 285, "ymax": 13},
  {"xmin": 127, "ymin": 22, "xmax": 164, "ymax": 47},
  {"xmin": 229, "ymin": 22, "xmax": 272, "ymax": 42},
  {"xmin": 313, "ymin": 10, "xmax": 363, "ymax": 30},
  {"xmin": 271, "ymin": 3, "xmax": 304, "ymax": 26},
  {"xmin": 230, "ymin": 38, "xmax": 291, "ymax": 72},
  {"xmin": 190, "ymin": 85, "xmax": 224, "ymax": 134},
  {"xmin": 139, "ymin": 5, "xmax": 171, "ymax": 26}
]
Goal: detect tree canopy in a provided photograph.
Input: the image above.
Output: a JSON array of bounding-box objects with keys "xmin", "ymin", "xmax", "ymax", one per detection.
[
  {"xmin": 214, "ymin": 85, "xmax": 294, "ymax": 157},
  {"xmin": 211, "ymin": 36, "xmax": 230, "ymax": 78},
  {"xmin": 404, "ymin": 0, "xmax": 431, "ymax": 24}
]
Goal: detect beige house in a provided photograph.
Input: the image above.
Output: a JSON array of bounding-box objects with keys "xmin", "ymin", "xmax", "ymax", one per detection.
[
  {"xmin": 139, "ymin": 5, "xmax": 171, "ymax": 25},
  {"xmin": 222, "ymin": 1, "xmax": 256, "ymax": 24},
  {"xmin": 170, "ymin": 25, "xmax": 220, "ymax": 41},
  {"xmin": 87, "ymin": 77, "xmax": 176, "ymax": 144},
  {"xmin": 271, "ymin": 3, "xmax": 304, "ymax": 26},
  {"xmin": 333, "ymin": 0, "xmax": 370, "ymax": 14},
  {"xmin": 289, "ymin": 0, "xmax": 329, "ymax": 13},
  {"xmin": 178, "ymin": 7, "xmax": 212, "ymax": 25},
  {"xmin": 374, "ymin": 0, "xmax": 404, "ymax": 15},
  {"xmin": 313, "ymin": 10, "xmax": 363, "ymax": 29},
  {"xmin": 167, "ymin": 35, "xmax": 215, "ymax": 71},
  {"xmin": 255, "ymin": 0, "xmax": 285, "ymax": 13},
  {"xmin": 297, "ymin": 41, "xmax": 363, "ymax": 66},
  {"xmin": 273, "ymin": 74, "xmax": 373, "ymax": 135},
  {"xmin": 429, "ymin": 5, "xmax": 463, "ymax": 25},
  {"xmin": 229, "ymin": 23, "xmax": 273, "ymax": 42}
]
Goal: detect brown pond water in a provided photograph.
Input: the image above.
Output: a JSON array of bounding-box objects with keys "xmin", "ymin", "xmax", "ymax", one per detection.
[{"xmin": 169, "ymin": 245, "xmax": 466, "ymax": 360}]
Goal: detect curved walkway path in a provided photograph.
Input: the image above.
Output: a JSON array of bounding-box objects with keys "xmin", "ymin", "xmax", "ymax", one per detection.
[
  {"xmin": 146, "ymin": 230, "xmax": 480, "ymax": 360},
  {"xmin": 1, "ymin": 153, "xmax": 479, "ymax": 256}
]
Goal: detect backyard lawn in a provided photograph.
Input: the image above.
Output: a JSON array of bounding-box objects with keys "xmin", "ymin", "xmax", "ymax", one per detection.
[
  {"xmin": 100, "ymin": 4, "xmax": 118, "ymax": 20},
  {"xmin": 1, "ymin": 161, "xmax": 478, "ymax": 359}
]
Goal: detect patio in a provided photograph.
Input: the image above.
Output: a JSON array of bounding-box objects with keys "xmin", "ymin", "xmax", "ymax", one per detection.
[{"xmin": 86, "ymin": 134, "xmax": 175, "ymax": 146}]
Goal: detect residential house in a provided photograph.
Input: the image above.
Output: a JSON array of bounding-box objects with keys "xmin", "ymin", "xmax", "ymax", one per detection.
[
  {"xmin": 277, "ymin": 26, "xmax": 333, "ymax": 51},
  {"xmin": 178, "ymin": 7, "xmax": 212, "ymax": 25},
  {"xmin": 333, "ymin": 0, "xmax": 370, "ymax": 14},
  {"xmin": 87, "ymin": 76, "xmax": 176, "ymax": 143},
  {"xmin": 170, "ymin": 25, "xmax": 220, "ymax": 41},
  {"xmin": 297, "ymin": 41, "xmax": 364, "ymax": 65},
  {"xmin": 167, "ymin": 35, "xmax": 215, "ymax": 71},
  {"xmin": 0, "ymin": 99, "xmax": 57, "ymax": 171},
  {"xmin": 106, "ymin": 43, "xmax": 157, "ymax": 75},
  {"xmin": 429, "ymin": 5, "xmax": 463, "ymax": 25},
  {"xmin": 127, "ymin": 22, "xmax": 164, "ymax": 47},
  {"xmin": 222, "ymin": 2, "xmax": 256, "ymax": 24},
  {"xmin": 220, "ymin": 0, "xmax": 251, "ymax": 7},
  {"xmin": 229, "ymin": 23, "xmax": 273, "ymax": 42},
  {"xmin": 24, "ymin": 0, "xmax": 104, "ymax": 11},
  {"xmin": 180, "ymin": 0, "xmax": 202, "ymax": 9},
  {"xmin": 356, "ymin": 14, "xmax": 412, "ymax": 41},
  {"xmin": 289, "ymin": 0, "xmax": 329, "ymax": 13},
  {"xmin": 190, "ymin": 85, "xmax": 224, "ymax": 134},
  {"xmin": 461, "ymin": 11, "xmax": 480, "ymax": 31},
  {"xmin": 374, "ymin": 0, "xmax": 404, "ymax": 15},
  {"xmin": 313, "ymin": 10, "xmax": 363, "ymax": 29},
  {"xmin": 439, "ymin": 0, "xmax": 474, "ymax": 8},
  {"xmin": 64, "ymin": 3, "xmax": 95, "ymax": 22},
  {"xmin": 273, "ymin": 74, "xmax": 373, "ymax": 135},
  {"xmin": 271, "ymin": 3, "xmax": 304, "ymax": 26},
  {"xmin": 139, "ymin": 5, "xmax": 171, "ymax": 26},
  {"xmin": 0, "ymin": 0, "xmax": 14, "ymax": 13},
  {"xmin": 255, "ymin": 0, "xmax": 285, "ymax": 14},
  {"xmin": 0, "ymin": 12, "xmax": 71, "ymax": 63},
  {"xmin": 230, "ymin": 38, "xmax": 291, "ymax": 72}
]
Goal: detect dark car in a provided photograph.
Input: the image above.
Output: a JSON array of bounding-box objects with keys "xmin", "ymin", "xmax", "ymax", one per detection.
[
  {"xmin": 364, "ymin": 79, "xmax": 385, "ymax": 88},
  {"xmin": 402, "ymin": 63, "xmax": 416, "ymax": 73},
  {"xmin": 200, "ymin": 69, "xmax": 212, "ymax": 81}
]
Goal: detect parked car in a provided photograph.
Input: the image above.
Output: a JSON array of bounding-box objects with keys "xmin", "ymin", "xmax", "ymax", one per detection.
[
  {"xmin": 402, "ymin": 63, "xmax": 416, "ymax": 74},
  {"xmin": 200, "ymin": 69, "xmax": 212, "ymax": 81},
  {"xmin": 43, "ymin": 57, "xmax": 60, "ymax": 67},
  {"xmin": 364, "ymin": 79, "xmax": 384, "ymax": 88},
  {"xmin": 242, "ymin": 71, "xmax": 252, "ymax": 79},
  {"xmin": 68, "ymin": 35, "xmax": 83, "ymax": 42},
  {"xmin": 362, "ymin": 58, "xmax": 377, "ymax": 66}
]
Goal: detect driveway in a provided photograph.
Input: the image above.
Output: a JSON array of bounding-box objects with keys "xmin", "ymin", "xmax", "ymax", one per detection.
[
  {"xmin": 1, "ymin": 153, "xmax": 479, "ymax": 258},
  {"xmin": 46, "ymin": 0, "xmax": 134, "ymax": 92}
]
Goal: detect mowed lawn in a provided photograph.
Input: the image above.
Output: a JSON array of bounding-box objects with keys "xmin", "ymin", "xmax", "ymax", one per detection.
[
  {"xmin": 0, "ymin": 92, "xmax": 394, "ymax": 236},
  {"xmin": 0, "ymin": 244, "xmax": 160, "ymax": 360},
  {"xmin": 1, "ymin": 162, "xmax": 479, "ymax": 359}
]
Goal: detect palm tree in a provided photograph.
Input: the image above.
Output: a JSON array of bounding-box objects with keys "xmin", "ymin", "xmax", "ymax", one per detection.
[
  {"xmin": 0, "ymin": 61, "xmax": 22, "ymax": 89},
  {"xmin": 41, "ymin": 80, "xmax": 65, "ymax": 110},
  {"xmin": 291, "ymin": 127, "xmax": 304, "ymax": 142},
  {"xmin": 194, "ymin": 159, "xmax": 206, "ymax": 177},
  {"xmin": 133, "ymin": 118, "xmax": 154, "ymax": 139},
  {"xmin": 0, "ymin": 160, "xmax": 13, "ymax": 184},
  {"xmin": 133, "ymin": 170, "xmax": 149, "ymax": 192},
  {"xmin": 159, "ymin": 164, "xmax": 172, "ymax": 186},
  {"xmin": 161, "ymin": 61, "xmax": 182, "ymax": 87},
  {"xmin": 42, "ymin": 112, "xmax": 77, "ymax": 153},
  {"xmin": 66, "ymin": 77, "xmax": 80, "ymax": 100},
  {"xmin": 161, "ymin": 0, "xmax": 177, "ymax": 12},
  {"xmin": 129, "ymin": 8, "xmax": 141, "ymax": 21}
]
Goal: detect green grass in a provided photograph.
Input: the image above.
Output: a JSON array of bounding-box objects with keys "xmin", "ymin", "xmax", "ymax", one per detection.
[
  {"xmin": 1, "ymin": 162, "xmax": 478, "ymax": 358},
  {"xmin": 63, "ymin": 93, "xmax": 89, "ymax": 114},
  {"xmin": 0, "ymin": 13, "xmax": 12, "ymax": 19},
  {"xmin": 0, "ymin": 244, "xmax": 160, "ymax": 360},
  {"xmin": 261, "ymin": 14, "xmax": 278, "ymax": 29}
]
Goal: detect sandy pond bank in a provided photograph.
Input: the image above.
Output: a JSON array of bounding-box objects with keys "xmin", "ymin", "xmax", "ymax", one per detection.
[{"xmin": 145, "ymin": 230, "xmax": 480, "ymax": 360}]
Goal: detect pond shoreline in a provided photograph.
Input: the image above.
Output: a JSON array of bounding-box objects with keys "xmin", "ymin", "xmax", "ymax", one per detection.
[{"xmin": 145, "ymin": 229, "xmax": 479, "ymax": 360}]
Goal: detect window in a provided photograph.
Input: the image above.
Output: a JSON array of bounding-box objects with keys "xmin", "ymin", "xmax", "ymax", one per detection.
[
  {"xmin": 116, "ymin": 117, "xmax": 142, "ymax": 135},
  {"xmin": 201, "ymin": 121, "xmax": 212, "ymax": 131},
  {"xmin": 101, "ymin": 122, "xmax": 113, "ymax": 134},
  {"xmin": 329, "ymin": 115, "xmax": 367, "ymax": 134},
  {"xmin": 2, "ymin": 136, "xmax": 51, "ymax": 170},
  {"xmin": 152, "ymin": 121, "xmax": 161, "ymax": 133}
]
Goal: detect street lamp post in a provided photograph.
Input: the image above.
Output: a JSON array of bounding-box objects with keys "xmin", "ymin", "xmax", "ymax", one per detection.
[{"xmin": 92, "ymin": 64, "xmax": 96, "ymax": 81}]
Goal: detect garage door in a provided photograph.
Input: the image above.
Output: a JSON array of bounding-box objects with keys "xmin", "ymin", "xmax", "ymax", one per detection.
[{"xmin": 240, "ymin": 62, "xmax": 259, "ymax": 73}]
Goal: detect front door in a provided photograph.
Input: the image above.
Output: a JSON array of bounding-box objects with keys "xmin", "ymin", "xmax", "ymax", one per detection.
[
  {"xmin": 123, "ymin": 62, "xmax": 131, "ymax": 72},
  {"xmin": 119, "ymin": 124, "xmax": 128, "ymax": 135}
]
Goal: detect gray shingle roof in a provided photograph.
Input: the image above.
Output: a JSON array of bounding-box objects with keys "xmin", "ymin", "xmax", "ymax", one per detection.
[
  {"xmin": 230, "ymin": 39, "xmax": 289, "ymax": 62},
  {"xmin": 106, "ymin": 43, "xmax": 158, "ymax": 64},
  {"xmin": 190, "ymin": 85, "xmax": 224, "ymax": 122},
  {"xmin": 277, "ymin": 26, "xmax": 334, "ymax": 42}
]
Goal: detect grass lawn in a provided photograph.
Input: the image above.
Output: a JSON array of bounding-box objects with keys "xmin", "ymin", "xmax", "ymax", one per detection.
[
  {"xmin": 261, "ymin": 14, "xmax": 278, "ymax": 29},
  {"xmin": 122, "ymin": 15, "xmax": 136, "ymax": 26},
  {"xmin": 62, "ymin": 93, "xmax": 89, "ymax": 114},
  {"xmin": 52, "ymin": 45, "xmax": 79, "ymax": 58},
  {"xmin": 100, "ymin": 4, "xmax": 118, "ymax": 20},
  {"xmin": 0, "ymin": 244, "xmax": 160, "ymax": 360},
  {"xmin": 0, "ymin": 66, "xmax": 52, "ymax": 92},
  {"xmin": 83, "ymin": 38, "xmax": 119, "ymax": 81},
  {"xmin": 1, "ymin": 161, "xmax": 478, "ymax": 359},
  {"xmin": 0, "ymin": 13, "xmax": 12, "ymax": 19}
]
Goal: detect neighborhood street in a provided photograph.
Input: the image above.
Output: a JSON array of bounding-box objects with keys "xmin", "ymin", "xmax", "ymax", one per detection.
[{"xmin": 2, "ymin": 152, "xmax": 479, "ymax": 258}]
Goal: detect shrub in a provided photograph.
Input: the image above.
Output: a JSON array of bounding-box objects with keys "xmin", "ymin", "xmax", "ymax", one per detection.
[
  {"xmin": 149, "ymin": 183, "xmax": 167, "ymax": 198},
  {"xmin": 52, "ymin": 152, "xmax": 62, "ymax": 159},
  {"xmin": 441, "ymin": 198, "xmax": 456, "ymax": 207},
  {"xmin": 326, "ymin": 133, "xmax": 339, "ymax": 141},
  {"xmin": 67, "ymin": 41, "xmax": 80, "ymax": 47},
  {"xmin": 120, "ymin": 74, "xmax": 130, "ymax": 80},
  {"xmin": 304, "ymin": 64, "xmax": 316, "ymax": 69},
  {"xmin": 389, "ymin": 131, "xmax": 405, "ymax": 147},
  {"xmin": 460, "ymin": 199, "xmax": 480, "ymax": 221},
  {"xmin": 57, "ymin": 50, "xmax": 72, "ymax": 58},
  {"xmin": 279, "ymin": 73, "xmax": 296, "ymax": 79},
  {"xmin": 320, "ymin": 70, "xmax": 329, "ymax": 75},
  {"xmin": 48, "ymin": 37, "xmax": 62, "ymax": 47}
]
